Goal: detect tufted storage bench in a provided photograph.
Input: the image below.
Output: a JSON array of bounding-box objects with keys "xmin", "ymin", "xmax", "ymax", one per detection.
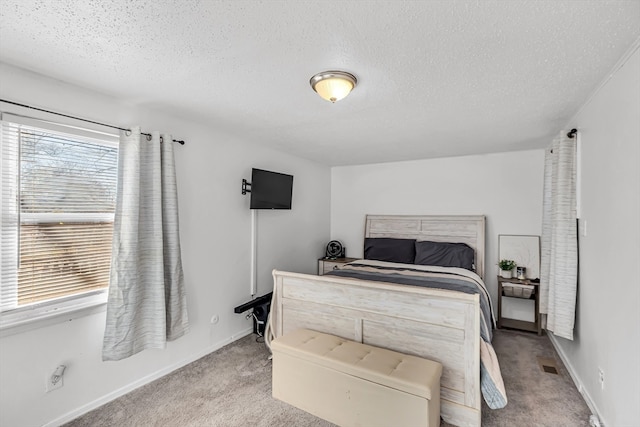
[{"xmin": 271, "ymin": 328, "xmax": 442, "ymax": 427}]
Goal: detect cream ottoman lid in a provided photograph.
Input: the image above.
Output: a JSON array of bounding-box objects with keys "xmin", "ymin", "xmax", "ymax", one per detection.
[{"xmin": 272, "ymin": 328, "xmax": 442, "ymax": 400}]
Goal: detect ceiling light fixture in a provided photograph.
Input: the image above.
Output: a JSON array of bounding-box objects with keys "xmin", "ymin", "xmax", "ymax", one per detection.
[{"xmin": 310, "ymin": 70, "xmax": 357, "ymax": 103}]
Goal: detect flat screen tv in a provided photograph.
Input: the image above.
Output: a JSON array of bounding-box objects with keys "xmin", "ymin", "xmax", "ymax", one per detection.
[{"xmin": 250, "ymin": 168, "xmax": 293, "ymax": 210}]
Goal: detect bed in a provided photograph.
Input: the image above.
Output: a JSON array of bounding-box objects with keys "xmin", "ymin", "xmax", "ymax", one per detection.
[{"xmin": 267, "ymin": 215, "xmax": 506, "ymax": 427}]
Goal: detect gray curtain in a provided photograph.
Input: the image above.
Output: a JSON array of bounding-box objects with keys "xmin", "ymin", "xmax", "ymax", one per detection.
[
  {"xmin": 540, "ymin": 131, "xmax": 578, "ymax": 340},
  {"xmin": 103, "ymin": 127, "xmax": 189, "ymax": 361}
]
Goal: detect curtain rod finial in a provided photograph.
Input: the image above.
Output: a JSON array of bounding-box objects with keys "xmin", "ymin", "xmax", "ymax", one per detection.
[{"xmin": 567, "ymin": 128, "xmax": 577, "ymax": 139}]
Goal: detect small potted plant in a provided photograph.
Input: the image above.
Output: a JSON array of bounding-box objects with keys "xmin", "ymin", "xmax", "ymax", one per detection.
[{"xmin": 498, "ymin": 259, "xmax": 516, "ymax": 278}]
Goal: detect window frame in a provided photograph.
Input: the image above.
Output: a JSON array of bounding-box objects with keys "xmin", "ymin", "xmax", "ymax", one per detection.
[{"xmin": 0, "ymin": 112, "xmax": 119, "ymax": 334}]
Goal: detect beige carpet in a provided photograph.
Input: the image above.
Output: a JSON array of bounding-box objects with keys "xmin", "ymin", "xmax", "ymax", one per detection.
[{"xmin": 66, "ymin": 329, "xmax": 592, "ymax": 427}]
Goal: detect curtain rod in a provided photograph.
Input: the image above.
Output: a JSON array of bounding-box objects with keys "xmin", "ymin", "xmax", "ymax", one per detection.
[{"xmin": 0, "ymin": 99, "xmax": 185, "ymax": 145}]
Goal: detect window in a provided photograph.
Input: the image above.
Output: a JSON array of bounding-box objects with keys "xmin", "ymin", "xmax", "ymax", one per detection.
[{"xmin": 1, "ymin": 114, "xmax": 118, "ymax": 327}]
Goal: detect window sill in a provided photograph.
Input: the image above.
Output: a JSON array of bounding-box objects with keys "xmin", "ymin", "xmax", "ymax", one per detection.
[{"xmin": 0, "ymin": 292, "xmax": 108, "ymax": 338}]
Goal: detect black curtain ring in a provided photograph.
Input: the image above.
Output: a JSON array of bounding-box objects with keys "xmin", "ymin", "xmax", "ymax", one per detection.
[
  {"xmin": 146, "ymin": 134, "xmax": 152, "ymax": 141},
  {"xmin": 125, "ymin": 129, "xmax": 132, "ymax": 136},
  {"xmin": 160, "ymin": 136, "xmax": 164, "ymax": 143}
]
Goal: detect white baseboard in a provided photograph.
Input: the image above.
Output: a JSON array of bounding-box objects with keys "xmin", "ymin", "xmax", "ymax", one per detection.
[
  {"xmin": 547, "ymin": 332, "xmax": 606, "ymax": 426},
  {"xmin": 44, "ymin": 327, "xmax": 254, "ymax": 427}
]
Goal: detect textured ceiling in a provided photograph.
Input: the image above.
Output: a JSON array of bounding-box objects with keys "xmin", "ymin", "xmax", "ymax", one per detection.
[{"xmin": 1, "ymin": 0, "xmax": 639, "ymax": 166}]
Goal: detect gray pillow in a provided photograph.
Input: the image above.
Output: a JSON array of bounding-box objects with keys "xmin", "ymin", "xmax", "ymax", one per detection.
[
  {"xmin": 364, "ymin": 238, "xmax": 416, "ymax": 264},
  {"xmin": 414, "ymin": 241, "xmax": 475, "ymax": 271}
]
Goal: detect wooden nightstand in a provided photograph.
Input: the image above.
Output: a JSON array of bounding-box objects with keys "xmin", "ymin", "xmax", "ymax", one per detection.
[
  {"xmin": 497, "ymin": 276, "xmax": 542, "ymax": 335},
  {"xmin": 317, "ymin": 257, "xmax": 359, "ymax": 275}
]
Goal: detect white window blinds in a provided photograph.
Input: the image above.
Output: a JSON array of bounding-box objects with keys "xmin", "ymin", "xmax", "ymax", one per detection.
[{"xmin": 1, "ymin": 114, "xmax": 118, "ymax": 313}]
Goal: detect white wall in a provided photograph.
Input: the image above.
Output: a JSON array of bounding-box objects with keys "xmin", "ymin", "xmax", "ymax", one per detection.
[
  {"xmin": 330, "ymin": 149, "xmax": 545, "ymax": 317},
  {"xmin": 552, "ymin": 46, "xmax": 640, "ymax": 426},
  {"xmin": 0, "ymin": 63, "xmax": 331, "ymax": 426}
]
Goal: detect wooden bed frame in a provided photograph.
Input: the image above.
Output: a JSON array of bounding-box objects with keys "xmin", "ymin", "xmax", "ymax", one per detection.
[{"xmin": 270, "ymin": 215, "xmax": 486, "ymax": 427}]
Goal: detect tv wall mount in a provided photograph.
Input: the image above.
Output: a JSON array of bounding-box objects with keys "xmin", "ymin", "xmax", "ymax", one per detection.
[{"xmin": 242, "ymin": 179, "xmax": 251, "ymax": 195}]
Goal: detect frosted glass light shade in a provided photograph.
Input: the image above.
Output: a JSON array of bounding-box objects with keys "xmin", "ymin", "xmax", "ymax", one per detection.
[{"xmin": 310, "ymin": 71, "xmax": 357, "ymax": 103}]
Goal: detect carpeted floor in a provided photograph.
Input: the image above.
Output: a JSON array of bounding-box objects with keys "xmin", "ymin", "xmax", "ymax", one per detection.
[{"xmin": 66, "ymin": 329, "xmax": 592, "ymax": 427}]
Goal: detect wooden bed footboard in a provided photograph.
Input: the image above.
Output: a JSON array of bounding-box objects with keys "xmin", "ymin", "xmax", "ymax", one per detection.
[{"xmin": 271, "ymin": 269, "xmax": 481, "ymax": 427}]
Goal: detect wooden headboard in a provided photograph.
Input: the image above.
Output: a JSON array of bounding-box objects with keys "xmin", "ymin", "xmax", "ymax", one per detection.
[{"xmin": 364, "ymin": 215, "xmax": 486, "ymax": 280}]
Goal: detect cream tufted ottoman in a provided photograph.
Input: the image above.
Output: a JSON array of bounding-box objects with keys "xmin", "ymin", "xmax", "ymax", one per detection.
[{"xmin": 271, "ymin": 328, "xmax": 442, "ymax": 427}]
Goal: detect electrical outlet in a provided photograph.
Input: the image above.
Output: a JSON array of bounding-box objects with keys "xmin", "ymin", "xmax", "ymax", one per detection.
[
  {"xmin": 598, "ymin": 368, "xmax": 604, "ymax": 390},
  {"xmin": 45, "ymin": 373, "xmax": 63, "ymax": 392}
]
